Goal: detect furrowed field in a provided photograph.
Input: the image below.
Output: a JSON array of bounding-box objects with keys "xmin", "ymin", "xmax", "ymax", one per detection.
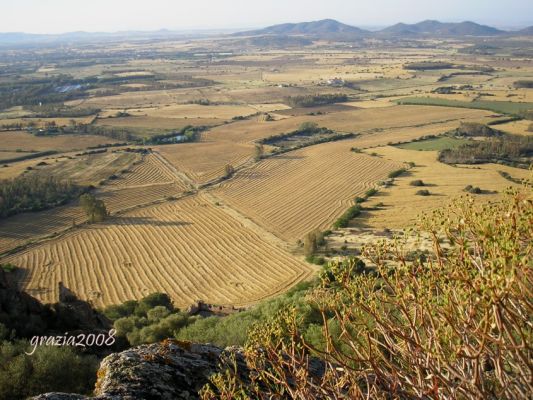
[{"xmin": 3, "ymin": 194, "xmax": 314, "ymax": 308}]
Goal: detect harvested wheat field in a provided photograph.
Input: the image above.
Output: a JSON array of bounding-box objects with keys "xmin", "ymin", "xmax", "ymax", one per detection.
[
  {"xmin": 0, "ymin": 130, "xmax": 121, "ymax": 152},
  {"xmin": 497, "ymin": 120, "xmax": 533, "ymax": 136},
  {"xmin": 205, "ymin": 105, "xmax": 494, "ymax": 145},
  {"xmin": 308, "ymin": 105, "xmax": 494, "ymax": 133},
  {"xmin": 155, "ymin": 141, "xmax": 254, "ymax": 185},
  {"xmin": 95, "ymin": 116, "xmax": 221, "ymax": 131},
  {"xmin": 213, "ymin": 142, "xmax": 405, "ymax": 242},
  {"xmin": 360, "ymin": 146, "xmax": 529, "ymax": 230},
  {"xmin": 104, "ymin": 153, "xmax": 189, "ymax": 189},
  {"xmin": 32, "ymin": 151, "xmax": 141, "ymax": 186},
  {"xmin": 343, "ymin": 122, "xmax": 466, "ymax": 149},
  {"xmin": 4, "ymin": 194, "xmax": 314, "ymax": 308},
  {"xmin": 0, "ymin": 204, "xmax": 85, "ymax": 254},
  {"xmin": 0, "ymin": 154, "xmax": 188, "ymax": 253},
  {"xmin": 0, "ymin": 182, "xmax": 185, "ymax": 254}
]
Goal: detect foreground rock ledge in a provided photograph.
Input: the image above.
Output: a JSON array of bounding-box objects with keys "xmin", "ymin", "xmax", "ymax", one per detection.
[{"xmin": 32, "ymin": 340, "xmax": 249, "ymax": 400}]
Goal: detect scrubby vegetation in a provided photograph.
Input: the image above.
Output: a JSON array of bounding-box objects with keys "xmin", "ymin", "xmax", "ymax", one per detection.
[
  {"xmin": 415, "ymin": 189, "xmax": 431, "ymax": 196},
  {"xmin": 333, "ymin": 204, "xmax": 362, "ymax": 228},
  {"xmin": 0, "ymin": 175, "xmax": 83, "ymax": 219},
  {"xmin": 285, "ymin": 93, "xmax": 348, "ymax": 108},
  {"xmin": 25, "ymin": 104, "xmax": 100, "ymax": 118},
  {"xmin": 388, "ymin": 168, "xmax": 407, "ymax": 178},
  {"xmin": 202, "ymin": 189, "xmax": 533, "ymax": 399},
  {"xmin": 104, "ymin": 293, "xmax": 195, "ymax": 346}
]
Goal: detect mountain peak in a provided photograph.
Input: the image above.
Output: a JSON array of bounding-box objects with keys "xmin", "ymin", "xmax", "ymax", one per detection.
[{"xmin": 234, "ymin": 19, "xmax": 369, "ymax": 37}]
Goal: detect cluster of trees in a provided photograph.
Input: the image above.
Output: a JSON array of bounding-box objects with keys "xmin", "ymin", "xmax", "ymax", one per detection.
[
  {"xmin": 258, "ymin": 122, "xmax": 355, "ymax": 154},
  {"xmin": 388, "ymin": 168, "xmax": 407, "ymax": 178},
  {"xmin": 0, "ymin": 175, "xmax": 82, "ymax": 219},
  {"xmin": 79, "ymin": 193, "xmax": 108, "ymax": 223},
  {"xmin": 143, "ymin": 125, "xmax": 204, "ymax": 145},
  {"xmin": 0, "ymin": 75, "xmax": 93, "ymax": 110},
  {"xmin": 464, "ymin": 184, "xmax": 483, "ymax": 194},
  {"xmin": 285, "ymin": 93, "xmax": 348, "ymax": 108},
  {"xmin": 454, "ymin": 122, "xmax": 502, "ymax": 137},
  {"xmin": 439, "ymin": 134, "xmax": 532, "ymax": 167},
  {"xmin": 258, "ymin": 122, "xmax": 330, "ymax": 145},
  {"xmin": 202, "ymin": 190, "xmax": 532, "ymax": 399},
  {"xmin": 514, "ymin": 80, "xmax": 533, "ymax": 88}
]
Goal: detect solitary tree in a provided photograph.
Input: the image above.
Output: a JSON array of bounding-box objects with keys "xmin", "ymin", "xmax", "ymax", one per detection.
[
  {"xmin": 303, "ymin": 230, "xmax": 320, "ymax": 258},
  {"xmin": 254, "ymin": 144, "xmax": 264, "ymax": 161},
  {"xmin": 79, "ymin": 193, "xmax": 108, "ymax": 223},
  {"xmin": 223, "ymin": 164, "xmax": 235, "ymax": 179}
]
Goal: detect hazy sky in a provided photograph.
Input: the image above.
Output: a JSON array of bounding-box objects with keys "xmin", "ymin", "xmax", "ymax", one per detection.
[{"xmin": 1, "ymin": 0, "xmax": 532, "ymax": 34}]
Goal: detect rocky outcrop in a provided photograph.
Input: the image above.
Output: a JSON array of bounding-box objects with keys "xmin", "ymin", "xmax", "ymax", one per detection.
[{"xmin": 32, "ymin": 340, "xmax": 250, "ymax": 400}]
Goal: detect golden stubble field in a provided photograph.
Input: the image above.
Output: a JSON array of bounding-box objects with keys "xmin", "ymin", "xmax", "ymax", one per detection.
[
  {"xmin": 0, "ymin": 152, "xmax": 187, "ymax": 253},
  {"xmin": 213, "ymin": 143, "xmax": 405, "ymax": 242},
  {"xmin": 4, "ymin": 194, "xmax": 314, "ymax": 308},
  {"xmin": 0, "ymin": 130, "xmax": 121, "ymax": 152},
  {"xmin": 357, "ymin": 146, "xmax": 531, "ymax": 230}
]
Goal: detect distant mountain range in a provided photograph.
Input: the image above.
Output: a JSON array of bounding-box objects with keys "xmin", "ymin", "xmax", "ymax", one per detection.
[
  {"xmin": 378, "ymin": 20, "xmax": 503, "ymax": 36},
  {"xmin": 0, "ymin": 20, "xmax": 532, "ymax": 46},
  {"xmin": 235, "ymin": 19, "xmax": 532, "ymax": 38}
]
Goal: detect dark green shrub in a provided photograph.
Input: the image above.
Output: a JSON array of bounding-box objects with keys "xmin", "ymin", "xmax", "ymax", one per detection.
[
  {"xmin": 388, "ymin": 169, "xmax": 407, "ymax": 178},
  {"xmin": 365, "ymin": 188, "xmax": 378, "ymax": 197},
  {"xmin": 416, "ymin": 189, "xmax": 431, "ymax": 196},
  {"xmin": 410, "ymin": 180, "xmax": 425, "ymax": 186},
  {"xmin": 333, "ymin": 205, "xmax": 362, "ymax": 229}
]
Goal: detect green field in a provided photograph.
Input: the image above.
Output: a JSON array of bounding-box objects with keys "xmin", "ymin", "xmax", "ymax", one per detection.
[
  {"xmin": 396, "ymin": 98, "xmax": 533, "ymax": 116},
  {"xmin": 395, "ymin": 136, "xmax": 467, "ymax": 151}
]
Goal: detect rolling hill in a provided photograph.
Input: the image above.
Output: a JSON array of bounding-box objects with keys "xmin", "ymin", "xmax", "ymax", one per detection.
[
  {"xmin": 517, "ymin": 26, "xmax": 533, "ymax": 35},
  {"xmin": 234, "ymin": 19, "xmax": 369, "ymax": 37},
  {"xmin": 379, "ymin": 20, "xmax": 504, "ymax": 36}
]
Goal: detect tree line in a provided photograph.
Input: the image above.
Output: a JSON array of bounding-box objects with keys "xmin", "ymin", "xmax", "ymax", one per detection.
[{"xmin": 285, "ymin": 93, "xmax": 348, "ymax": 108}]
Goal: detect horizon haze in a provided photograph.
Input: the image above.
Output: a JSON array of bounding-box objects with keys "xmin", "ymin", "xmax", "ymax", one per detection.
[{"xmin": 1, "ymin": 0, "xmax": 533, "ymax": 34}]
